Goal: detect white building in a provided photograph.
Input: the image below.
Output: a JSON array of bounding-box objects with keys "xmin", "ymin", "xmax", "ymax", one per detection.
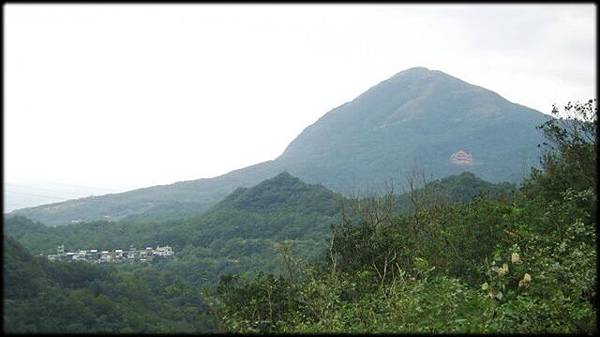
[
  {"xmin": 48, "ymin": 254, "xmax": 59, "ymax": 261},
  {"xmin": 154, "ymin": 245, "xmax": 174, "ymax": 257},
  {"xmin": 100, "ymin": 251, "xmax": 113, "ymax": 262},
  {"xmin": 72, "ymin": 253, "xmax": 86, "ymax": 261}
]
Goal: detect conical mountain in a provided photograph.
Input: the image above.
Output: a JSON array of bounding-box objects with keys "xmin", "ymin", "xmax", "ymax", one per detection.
[
  {"xmin": 9, "ymin": 67, "xmax": 549, "ymax": 226},
  {"xmin": 211, "ymin": 171, "xmax": 340, "ymax": 214},
  {"xmin": 180, "ymin": 171, "xmax": 340, "ymax": 245},
  {"xmin": 277, "ymin": 67, "xmax": 548, "ymax": 191}
]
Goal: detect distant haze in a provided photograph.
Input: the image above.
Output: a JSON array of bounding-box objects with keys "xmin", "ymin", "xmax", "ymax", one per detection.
[
  {"xmin": 4, "ymin": 4, "xmax": 596, "ymax": 198},
  {"xmin": 4, "ymin": 183, "xmax": 121, "ymax": 212}
]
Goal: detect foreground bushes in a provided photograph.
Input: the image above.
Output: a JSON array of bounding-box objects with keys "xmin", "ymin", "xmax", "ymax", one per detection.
[{"xmin": 211, "ymin": 100, "xmax": 597, "ymax": 334}]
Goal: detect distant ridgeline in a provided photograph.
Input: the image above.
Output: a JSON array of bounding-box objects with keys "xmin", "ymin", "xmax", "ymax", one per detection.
[
  {"xmin": 8, "ymin": 67, "xmax": 547, "ymax": 226},
  {"xmin": 6, "ymin": 171, "xmax": 515, "ymax": 274},
  {"xmin": 2, "ymin": 171, "xmax": 521, "ymax": 333}
]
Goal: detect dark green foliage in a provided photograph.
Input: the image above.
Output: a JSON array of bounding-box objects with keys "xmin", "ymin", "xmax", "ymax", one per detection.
[
  {"xmin": 3, "ymin": 237, "xmax": 217, "ymax": 333},
  {"xmin": 4, "ymin": 169, "xmax": 520, "ymax": 334},
  {"xmin": 2, "ymin": 216, "xmax": 46, "ymax": 239},
  {"xmin": 4, "ymin": 63, "xmax": 594, "ymax": 333},
  {"xmin": 213, "ymin": 172, "xmax": 339, "ymax": 215},
  {"xmin": 4, "ymin": 216, "xmax": 170, "ymax": 254},
  {"xmin": 2, "ymin": 172, "xmax": 345, "ymax": 334},
  {"xmin": 7, "ymin": 171, "xmax": 514, "ymax": 282},
  {"xmin": 4, "ymin": 236, "xmax": 47, "ymax": 299},
  {"xmin": 523, "ymin": 99, "xmax": 597, "ymax": 202},
  {"xmin": 213, "ymin": 272, "xmax": 300, "ymax": 333},
  {"xmin": 421, "ymin": 171, "xmax": 515, "ymax": 203},
  {"xmin": 211, "ymin": 100, "xmax": 597, "ymax": 334},
  {"xmin": 5, "ymin": 96, "xmax": 594, "ymax": 333},
  {"xmin": 187, "ymin": 172, "xmax": 340, "ymax": 241}
]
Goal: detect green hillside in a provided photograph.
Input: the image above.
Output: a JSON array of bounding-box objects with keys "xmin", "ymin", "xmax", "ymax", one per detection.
[
  {"xmin": 3, "ymin": 236, "xmax": 217, "ymax": 333},
  {"xmin": 209, "ymin": 100, "xmax": 597, "ymax": 334},
  {"xmin": 6, "ymin": 171, "xmax": 515, "ymax": 280},
  {"xmin": 4, "ymin": 170, "xmax": 523, "ymax": 333},
  {"xmin": 8, "ymin": 67, "xmax": 549, "ymax": 226},
  {"xmin": 277, "ymin": 67, "xmax": 548, "ymax": 191},
  {"xmin": 4, "ymin": 172, "xmax": 343, "ymax": 280},
  {"xmin": 394, "ymin": 171, "xmax": 515, "ymax": 212},
  {"xmin": 4, "ymin": 96, "xmax": 595, "ymax": 333}
]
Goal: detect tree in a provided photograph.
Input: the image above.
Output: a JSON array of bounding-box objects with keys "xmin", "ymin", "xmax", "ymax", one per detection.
[{"xmin": 524, "ymin": 99, "xmax": 597, "ymax": 200}]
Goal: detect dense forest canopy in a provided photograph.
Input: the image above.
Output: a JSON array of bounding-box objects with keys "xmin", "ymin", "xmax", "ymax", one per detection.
[{"xmin": 3, "ymin": 236, "xmax": 218, "ymax": 333}]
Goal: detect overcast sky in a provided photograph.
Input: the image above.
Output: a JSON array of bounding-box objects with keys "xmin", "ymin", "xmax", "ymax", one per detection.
[{"xmin": 4, "ymin": 4, "xmax": 596, "ymax": 193}]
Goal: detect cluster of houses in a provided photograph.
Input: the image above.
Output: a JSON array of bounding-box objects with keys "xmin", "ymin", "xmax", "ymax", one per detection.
[{"xmin": 46, "ymin": 244, "xmax": 174, "ymax": 264}]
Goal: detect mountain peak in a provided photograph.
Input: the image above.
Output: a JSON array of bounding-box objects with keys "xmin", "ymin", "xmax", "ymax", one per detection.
[
  {"xmin": 277, "ymin": 67, "xmax": 548, "ymax": 191},
  {"xmin": 266, "ymin": 171, "xmax": 300, "ymax": 184},
  {"xmin": 393, "ymin": 66, "xmax": 432, "ymax": 75},
  {"xmin": 10, "ymin": 68, "xmax": 549, "ymax": 226},
  {"xmin": 385, "ymin": 67, "xmax": 469, "ymax": 88},
  {"xmin": 211, "ymin": 172, "xmax": 337, "ymax": 213}
]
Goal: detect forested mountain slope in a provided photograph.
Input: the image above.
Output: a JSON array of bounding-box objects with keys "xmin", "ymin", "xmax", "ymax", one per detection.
[
  {"xmin": 210, "ymin": 100, "xmax": 597, "ymax": 334},
  {"xmin": 5, "ymin": 173, "xmax": 341, "ymax": 263},
  {"xmin": 4, "ymin": 169, "xmax": 523, "ymax": 334},
  {"xmin": 8, "ymin": 67, "xmax": 548, "ymax": 226},
  {"xmin": 6, "ymin": 171, "xmax": 514, "ymax": 263},
  {"xmin": 3, "ymin": 236, "xmax": 217, "ymax": 333}
]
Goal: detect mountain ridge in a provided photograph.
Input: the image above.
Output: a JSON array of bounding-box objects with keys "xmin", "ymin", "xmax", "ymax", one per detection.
[
  {"xmin": 8, "ymin": 67, "xmax": 549, "ymax": 226},
  {"xmin": 5, "ymin": 171, "xmax": 515, "ymax": 256}
]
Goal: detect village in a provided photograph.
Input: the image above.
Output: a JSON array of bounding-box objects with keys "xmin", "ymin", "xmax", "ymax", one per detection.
[{"xmin": 46, "ymin": 244, "xmax": 174, "ymax": 264}]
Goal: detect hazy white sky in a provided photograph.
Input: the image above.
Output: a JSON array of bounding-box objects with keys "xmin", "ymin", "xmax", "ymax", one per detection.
[{"xmin": 5, "ymin": 4, "xmax": 596, "ymax": 192}]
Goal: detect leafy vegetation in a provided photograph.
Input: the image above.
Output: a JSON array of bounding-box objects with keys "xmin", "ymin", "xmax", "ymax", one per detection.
[
  {"xmin": 4, "ymin": 171, "xmax": 520, "ymax": 334},
  {"xmin": 209, "ymin": 100, "xmax": 597, "ymax": 333},
  {"xmin": 3, "ymin": 236, "xmax": 217, "ymax": 333},
  {"xmin": 4, "ymin": 173, "xmax": 341, "ymax": 277},
  {"xmin": 4, "ymin": 99, "xmax": 594, "ymax": 333},
  {"xmin": 5, "ymin": 171, "xmax": 515, "ymax": 282}
]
